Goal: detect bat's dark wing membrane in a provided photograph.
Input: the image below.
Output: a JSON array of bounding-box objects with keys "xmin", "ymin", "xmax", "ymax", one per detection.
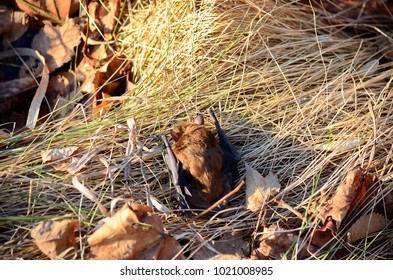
[
  {"xmin": 161, "ymin": 134, "xmax": 190, "ymax": 210},
  {"xmin": 208, "ymin": 108, "xmax": 241, "ymax": 183}
]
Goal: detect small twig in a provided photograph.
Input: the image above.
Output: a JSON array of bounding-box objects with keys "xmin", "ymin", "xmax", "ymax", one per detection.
[
  {"xmin": 168, "ymin": 180, "xmax": 246, "ymax": 235},
  {"xmin": 273, "ymin": 197, "xmax": 304, "ymax": 221}
]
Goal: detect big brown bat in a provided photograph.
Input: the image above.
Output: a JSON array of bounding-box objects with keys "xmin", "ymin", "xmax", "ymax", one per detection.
[{"xmin": 162, "ymin": 109, "xmax": 240, "ymax": 212}]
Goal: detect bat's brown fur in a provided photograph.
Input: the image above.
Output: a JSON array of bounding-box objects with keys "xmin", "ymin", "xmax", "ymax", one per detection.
[{"xmin": 170, "ymin": 117, "xmax": 228, "ymax": 208}]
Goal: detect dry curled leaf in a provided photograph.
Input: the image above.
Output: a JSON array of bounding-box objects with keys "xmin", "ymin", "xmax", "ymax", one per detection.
[
  {"xmin": 88, "ymin": 0, "xmax": 121, "ymax": 40},
  {"xmin": 310, "ymin": 218, "xmax": 336, "ymax": 248},
  {"xmin": 252, "ymin": 226, "xmax": 318, "ymax": 260},
  {"xmin": 347, "ymin": 213, "xmax": 387, "ymax": 243},
  {"xmin": 45, "ymin": 72, "xmax": 78, "ymax": 117},
  {"xmin": 318, "ymin": 168, "xmax": 378, "ymax": 230},
  {"xmin": 31, "ymin": 219, "xmax": 78, "ymax": 260},
  {"xmin": 41, "ymin": 146, "xmax": 80, "ymax": 171},
  {"xmin": 15, "ymin": 0, "xmax": 79, "ymax": 21},
  {"xmin": 41, "ymin": 146, "xmax": 80, "ymax": 163},
  {"xmin": 0, "ymin": 7, "xmax": 29, "ymax": 43},
  {"xmin": 245, "ymin": 164, "xmax": 280, "ymax": 212},
  {"xmin": 87, "ymin": 203, "xmax": 184, "ymax": 260},
  {"xmin": 92, "ymin": 56, "xmax": 130, "ymax": 118},
  {"xmin": 192, "ymin": 232, "xmax": 248, "ymax": 260},
  {"xmin": 32, "ymin": 18, "xmax": 81, "ymax": 72}
]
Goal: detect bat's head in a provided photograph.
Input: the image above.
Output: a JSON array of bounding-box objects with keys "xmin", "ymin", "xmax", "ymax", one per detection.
[{"xmin": 170, "ymin": 114, "xmax": 205, "ymax": 142}]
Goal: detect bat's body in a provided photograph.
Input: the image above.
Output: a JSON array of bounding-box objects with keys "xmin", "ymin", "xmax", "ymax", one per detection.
[
  {"xmin": 170, "ymin": 121, "xmax": 226, "ymax": 208},
  {"xmin": 163, "ymin": 109, "xmax": 240, "ymax": 212}
]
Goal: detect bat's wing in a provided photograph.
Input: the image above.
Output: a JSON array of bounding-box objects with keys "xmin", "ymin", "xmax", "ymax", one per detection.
[
  {"xmin": 161, "ymin": 134, "xmax": 191, "ymax": 211},
  {"xmin": 208, "ymin": 108, "xmax": 241, "ymax": 183},
  {"xmin": 208, "ymin": 108, "xmax": 241, "ymax": 161}
]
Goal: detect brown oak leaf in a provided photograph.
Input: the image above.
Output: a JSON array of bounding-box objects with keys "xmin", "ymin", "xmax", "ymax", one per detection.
[
  {"xmin": 318, "ymin": 168, "xmax": 378, "ymax": 230},
  {"xmin": 251, "ymin": 226, "xmax": 318, "ymax": 260},
  {"xmin": 88, "ymin": 203, "xmax": 184, "ymax": 260},
  {"xmin": 347, "ymin": 212, "xmax": 387, "ymax": 243},
  {"xmin": 31, "ymin": 219, "xmax": 78, "ymax": 260},
  {"xmin": 245, "ymin": 164, "xmax": 280, "ymax": 212},
  {"xmin": 32, "ymin": 18, "xmax": 81, "ymax": 72},
  {"xmin": 15, "ymin": 0, "xmax": 79, "ymax": 21}
]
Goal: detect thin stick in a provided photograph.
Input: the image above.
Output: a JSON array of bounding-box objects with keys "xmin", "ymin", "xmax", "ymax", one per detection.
[{"xmin": 168, "ymin": 180, "xmax": 246, "ymax": 235}]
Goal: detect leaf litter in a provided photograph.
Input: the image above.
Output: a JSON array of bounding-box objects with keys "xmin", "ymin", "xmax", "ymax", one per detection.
[
  {"xmin": 1, "ymin": 0, "xmax": 393, "ymax": 260},
  {"xmin": 1, "ymin": 0, "xmax": 130, "ymax": 130}
]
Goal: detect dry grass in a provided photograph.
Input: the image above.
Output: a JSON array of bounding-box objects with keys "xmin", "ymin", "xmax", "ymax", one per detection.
[{"xmin": 1, "ymin": 0, "xmax": 393, "ymax": 259}]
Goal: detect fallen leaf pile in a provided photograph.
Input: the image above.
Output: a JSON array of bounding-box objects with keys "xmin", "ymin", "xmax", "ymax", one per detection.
[
  {"xmin": 245, "ymin": 167, "xmax": 393, "ymax": 260},
  {"xmin": 5, "ymin": 0, "xmax": 390, "ymax": 260},
  {"xmin": 314, "ymin": 168, "xmax": 393, "ymax": 245},
  {"xmin": 31, "ymin": 202, "xmax": 184, "ymax": 260},
  {"xmin": 30, "ymin": 161, "xmax": 393, "ymax": 260},
  {"xmin": 0, "ymin": 0, "xmax": 132, "ymax": 132}
]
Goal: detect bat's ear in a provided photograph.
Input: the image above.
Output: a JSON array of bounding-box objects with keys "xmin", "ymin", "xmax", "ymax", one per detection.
[
  {"xmin": 194, "ymin": 114, "xmax": 204, "ymax": 125},
  {"xmin": 170, "ymin": 129, "xmax": 180, "ymax": 142}
]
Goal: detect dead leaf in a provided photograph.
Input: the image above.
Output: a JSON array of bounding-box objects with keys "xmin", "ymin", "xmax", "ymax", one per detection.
[
  {"xmin": 32, "ymin": 18, "xmax": 81, "ymax": 72},
  {"xmin": 245, "ymin": 164, "xmax": 280, "ymax": 212},
  {"xmin": 88, "ymin": 0, "xmax": 121, "ymax": 41},
  {"xmin": 45, "ymin": 0, "xmax": 80, "ymax": 20},
  {"xmin": 41, "ymin": 146, "xmax": 80, "ymax": 163},
  {"xmin": 210, "ymin": 254, "xmax": 244, "ymax": 260},
  {"xmin": 15, "ymin": 0, "xmax": 79, "ymax": 22},
  {"xmin": 192, "ymin": 232, "xmax": 248, "ymax": 260},
  {"xmin": 310, "ymin": 218, "xmax": 336, "ymax": 248},
  {"xmin": 93, "ymin": 92, "xmax": 114, "ymax": 118},
  {"xmin": 88, "ymin": 203, "xmax": 184, "ymax": 260},
  {"xmin": 31, "ymin": 219, "xmax": 78, "ymax": 260},
  {"xmin": 92, "ymin": 56, "xmax": 130, "ymax": 118},
  {"xmin": 252, "ymin": 226, "xmax": 318, "ymax": 260},
  {"xmin": 347, "ymin": 212, "xmax": 387, "ymax": 243},
  {"xmin": 41, "ymin": 145, "xmax": 80, "ymax": 171},
  {"xmin": 0, "ymin": 7, "xmax": 29, "ymax": 43},
  {"xmin": 318, "ymin": 168, "xmax": 378, "ymax": 230},
  {"xmin": 41, "ymin": 147, "xmax": 80, "ymax": 172},
  {"xmin": 137, "ymin": 235, "xmax": 185, "ymax": 260},
  {"xmin": 45, "ymin": 72, "xmax": 79, "ymax": 117}
]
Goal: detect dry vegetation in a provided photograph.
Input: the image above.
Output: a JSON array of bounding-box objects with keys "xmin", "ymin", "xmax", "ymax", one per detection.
[{"xmin": 1, "ymin": 0, "xmax": 393, "ymax": 259}]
